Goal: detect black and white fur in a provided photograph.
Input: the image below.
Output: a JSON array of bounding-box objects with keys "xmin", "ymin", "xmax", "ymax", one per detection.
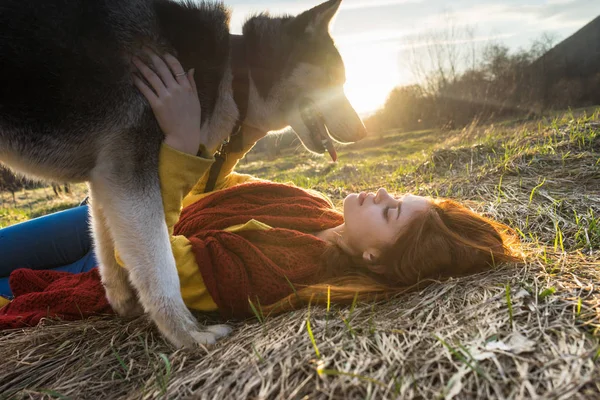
[{"xmin": 0, "ymin": 0, "xmax": 366, "ymax": 347}]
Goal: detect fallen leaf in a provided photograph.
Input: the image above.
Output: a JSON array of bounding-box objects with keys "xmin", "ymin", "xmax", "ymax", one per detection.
[{"xmin": 484, "ymin": 331, "xmax": 536, "ymax": 354}]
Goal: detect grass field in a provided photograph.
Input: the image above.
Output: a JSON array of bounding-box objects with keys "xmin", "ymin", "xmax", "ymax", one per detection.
[
  {"xmin": 0, "ymin": 109, "xmax": 599, "ymax": 399},
  {"xmin": 0, "ymin": 184, "xmax": 88, "ymax": 229}
]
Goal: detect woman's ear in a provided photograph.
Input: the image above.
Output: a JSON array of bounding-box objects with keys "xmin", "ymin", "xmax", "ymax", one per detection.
[
  {"xmin": 362, "ymin": 250, "xmax": 386, "ymax": 274},
  {"xmin": 362, "ymin": 251, "xmax": 375, "ymax": 264}
]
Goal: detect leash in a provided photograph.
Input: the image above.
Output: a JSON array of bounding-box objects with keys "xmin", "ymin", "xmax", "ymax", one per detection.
[{"xmin": 204, "ymin": 34, "xmax": 249, "ymax": 193}]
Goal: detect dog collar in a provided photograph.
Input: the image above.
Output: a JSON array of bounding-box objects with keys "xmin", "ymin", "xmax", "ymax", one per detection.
[{"xmin": 204, "ymin": 34, "xmax": 249, "ymax": 193}]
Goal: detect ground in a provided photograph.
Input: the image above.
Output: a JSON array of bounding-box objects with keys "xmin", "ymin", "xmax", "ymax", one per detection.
[
  {"xmin": 0, "ymin": 185, "xmax": 87, "ymax": 229},
  {"xmin": 0, "ymin": 109, "xmax": 599, "ymax": 399}
]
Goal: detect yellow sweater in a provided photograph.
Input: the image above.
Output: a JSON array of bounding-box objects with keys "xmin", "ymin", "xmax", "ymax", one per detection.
[{"xmin": 116, "ymin": 140, "xmax": 263, "ymax": 312}]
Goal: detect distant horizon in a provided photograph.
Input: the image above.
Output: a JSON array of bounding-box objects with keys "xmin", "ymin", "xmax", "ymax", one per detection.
[{"xmin": 224, "ymin": 0, "xmax": 600, "ymax": 114}]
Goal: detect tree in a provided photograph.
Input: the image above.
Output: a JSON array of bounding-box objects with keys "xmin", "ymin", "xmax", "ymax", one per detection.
[
  {"xmin": 52, "ymin": 182, "xmax": 72, "ymax": 197},
  {"xmin": 0, "ymin": 166, "xmax": 25, "ymax": 206}
]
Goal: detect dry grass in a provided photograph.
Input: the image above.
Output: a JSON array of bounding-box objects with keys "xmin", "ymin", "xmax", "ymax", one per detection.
[
  {"xmin": 0, "ymin": 185, "xmax": 88, "ymax": 228},
  {"xmin": 0, "ymin": 111, "xmax": 599, "ymax": 399}
]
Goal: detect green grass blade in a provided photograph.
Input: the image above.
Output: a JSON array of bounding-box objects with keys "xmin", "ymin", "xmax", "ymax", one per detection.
[
  {"xmin": 157, "ymin": 353, "xmax": 172, "ymax": 395},
  {"xmin": 529, "ymin": 178, "xmax": 546, "ymax": 205},
  {"xmin": 251, "ymin": 343, "xmax": 265, "ymax": 363},
  {"xmin": 158, "ymin": 353, "xmax": 171, "ymax": 377},
  {"xmin": 283, "ymin": 274, "xmax": 300, "ymax": 302},
  {"xmin": 248, "ymin": 297, "xmax": 264, "ymax": 324},
  {"xmin": 306, "ymin": 300, "xmax": 320, "ymax": 358},
  {"xmin": 306, "ymin": 319, "xmax": 320, "ymax": 359},
  {"xmin": 538, "ymin": 287, "xmax": 556, "ymax": 300},
  {"xmin": 505, "ymin": 284, "xmax": 513, "ymax": 327},
  {"xmin": 111, "ymin": 347, "xmax": 128, "ymax": 375}
]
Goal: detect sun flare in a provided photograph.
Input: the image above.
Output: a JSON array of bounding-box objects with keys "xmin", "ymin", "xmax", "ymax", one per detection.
[{"xmin": 338, "ymin": 44, "xmax": 402, "ymax": 116}]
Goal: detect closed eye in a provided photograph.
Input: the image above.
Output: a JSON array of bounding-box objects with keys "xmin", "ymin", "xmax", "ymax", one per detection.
[
  {"xmin": 384, "ymin": 206, "xmax": 390, "ymax": 221},
  {"xmin": 396, "ymin": 202, "xmax": 402, "ymax": 220}
]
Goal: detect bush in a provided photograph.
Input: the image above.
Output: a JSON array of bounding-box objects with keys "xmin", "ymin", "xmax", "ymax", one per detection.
[{"xmin": 366, "ymin": 30, "xmax": 599, "ymax": 134}]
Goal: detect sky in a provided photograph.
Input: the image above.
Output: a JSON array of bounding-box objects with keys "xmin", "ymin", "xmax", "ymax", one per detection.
[{"xmin": 224, "ymin": 0, "xmax": 600, "ymax": 115}]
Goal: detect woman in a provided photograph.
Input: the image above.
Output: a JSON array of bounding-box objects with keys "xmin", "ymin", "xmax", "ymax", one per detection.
[{"xmin": 0, "ymin": 52, "xmax": 521, "ymax": 326}]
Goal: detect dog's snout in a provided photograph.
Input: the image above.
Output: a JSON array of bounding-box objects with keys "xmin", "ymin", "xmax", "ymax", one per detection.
[{"xmin": 327, "ymin": 117, "xmax": 368, "ymax": 144}]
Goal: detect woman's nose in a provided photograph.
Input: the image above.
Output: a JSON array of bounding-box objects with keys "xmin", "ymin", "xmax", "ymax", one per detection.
[{"xmin": 374, "ymin": 188, "xmax": 390, "ymax": 204}]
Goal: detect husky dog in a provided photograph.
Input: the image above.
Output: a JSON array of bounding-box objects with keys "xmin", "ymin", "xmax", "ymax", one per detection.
[{"xmin": 0, "ymin": 0, "xmax": 366, "ymax": 347}]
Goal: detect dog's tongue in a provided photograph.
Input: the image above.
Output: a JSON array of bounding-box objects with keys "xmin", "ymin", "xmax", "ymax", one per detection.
[{"xmin": 322, "ymin": 135, "xmax": 337, "ymax": 162}]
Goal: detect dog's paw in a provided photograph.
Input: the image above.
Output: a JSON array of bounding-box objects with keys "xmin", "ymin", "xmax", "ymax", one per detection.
[
  {"xmin": 190, "ymin": 324, "xmax": 233, "ymax": 346},
  {"xmin": 149, "ymin": 298, "xmax": 231, "ymax": 348},
  {"xmin": 205, "ymin": 324, "xmax": 233, "ymax": 340}
]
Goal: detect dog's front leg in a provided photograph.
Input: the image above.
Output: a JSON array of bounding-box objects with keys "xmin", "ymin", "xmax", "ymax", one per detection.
[
  {"xmin": 89, "ymin": 145, "xmax": 230, "ymax": 348},
  {"xmin": 88, "ymin": 195, "xmax": 144, "ymax": 317}
]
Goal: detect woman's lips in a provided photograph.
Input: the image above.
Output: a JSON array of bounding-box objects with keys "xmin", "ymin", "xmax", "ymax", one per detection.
[{"xmin": 358, "ymin": 192, "xmax": 367, "ymax": 206}]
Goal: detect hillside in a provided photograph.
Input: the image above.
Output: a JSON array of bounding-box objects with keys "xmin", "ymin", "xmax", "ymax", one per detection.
[
  {"xmin": 529, "ymin": 15, "xmax": 600, "ymax": 108},
  {"xmin": 535, "ymin": 15, "xmax": 600, "ymax": 80}
]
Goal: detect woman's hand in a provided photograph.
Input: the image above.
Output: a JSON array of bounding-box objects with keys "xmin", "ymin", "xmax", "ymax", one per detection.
[{"xmin": 132, "ymin": 50, "xmax": 202, "ymax": 155}]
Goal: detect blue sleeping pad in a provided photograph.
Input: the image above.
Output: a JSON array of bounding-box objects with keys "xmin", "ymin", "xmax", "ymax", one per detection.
[{"xmin": 0, "ymin": 205, "xmax": 98, "ymax": 297}]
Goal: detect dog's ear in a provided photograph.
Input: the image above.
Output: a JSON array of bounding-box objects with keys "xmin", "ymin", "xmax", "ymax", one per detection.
[{"xmin": 290, "ymin": 0, "xmax": 342, "ymax": 36}]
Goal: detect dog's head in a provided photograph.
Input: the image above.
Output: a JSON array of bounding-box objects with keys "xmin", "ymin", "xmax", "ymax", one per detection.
[{"xmin": 245, "ymin": 0, "xmax": 367, "ymax": 160}]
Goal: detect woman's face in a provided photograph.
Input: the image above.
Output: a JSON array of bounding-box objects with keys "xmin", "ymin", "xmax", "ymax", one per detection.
[{"xmin": 342, "ymin": 188, "xmax": 431, "ymax": 260}]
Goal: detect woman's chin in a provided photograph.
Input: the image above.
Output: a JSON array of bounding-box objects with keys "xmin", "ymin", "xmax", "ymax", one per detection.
[{"xmin": 343, "ymin": 193, "xmax": 358, "ymax": 214}]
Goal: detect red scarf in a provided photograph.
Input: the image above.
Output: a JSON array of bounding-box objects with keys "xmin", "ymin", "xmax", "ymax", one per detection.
[
  {"xmin": 174, "ymin": 181, "xmax": 344, "ymax": 318},
  {"xmin": 0, "ymin": 268, "xmax": 113, "ymax": 329},
  {"xmin": 0, "ymin": 181, "xmax": 342, "ymax": 329}
]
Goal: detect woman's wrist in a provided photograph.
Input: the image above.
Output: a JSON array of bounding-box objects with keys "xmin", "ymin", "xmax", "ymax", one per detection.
[{"xmin": 164, "ymin": 131, "xmax": 202, "ymax": 155}]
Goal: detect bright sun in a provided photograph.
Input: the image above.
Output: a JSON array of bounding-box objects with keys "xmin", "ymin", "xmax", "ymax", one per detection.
[{"xmin": 338, "ymin": 44, "xmax": 402, "ymax": 116}]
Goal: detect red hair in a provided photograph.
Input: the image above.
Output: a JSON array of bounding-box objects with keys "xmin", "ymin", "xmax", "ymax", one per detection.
[
  {"xmin": 262, "ymin": 197, "xmax": 522, "ymax": 314},
  {"xmin": 379, "ymin": 197, "xmax": 521, "ymax": 285}
]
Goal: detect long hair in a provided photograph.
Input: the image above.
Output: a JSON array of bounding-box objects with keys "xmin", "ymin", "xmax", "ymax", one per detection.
[{"xmin": 262, "ymin": 197, "xmax": 522, "ymax": 315}]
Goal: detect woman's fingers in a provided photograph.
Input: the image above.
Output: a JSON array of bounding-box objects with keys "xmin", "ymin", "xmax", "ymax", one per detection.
[
  {"xmin": 187, "ymin": 69, "xmax": 198, "ymax": 96},
  {"xmin": 132, "ymin": 75, "xmax": 159, "ymax": 106},
  {"xmin": 144, "ymin": 48, "xmax": 178, "ymax": 88},
  {"xmin": 133, "ymin": 50, "xmax": 195, "ymax": 107},
  {"xmin": 132, "ymin": 57, "xmax": 167, "ymax": 96},
  {"xmin": 163, "ymin": 53, "xmax": 190, "ymax": 87}
]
